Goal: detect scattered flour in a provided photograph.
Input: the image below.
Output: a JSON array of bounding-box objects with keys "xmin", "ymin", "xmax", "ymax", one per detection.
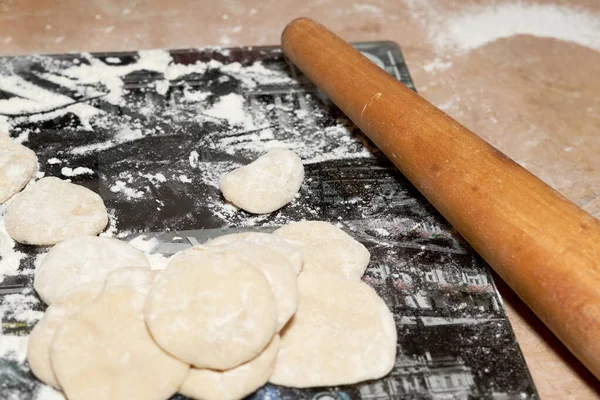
[
  {"xmin": 110, "ymin": 180, "xmax": 145, "ymax": 199},
  {"xmin": 179, "ymin": 174, "xmax": 192, "ymax": 183},
  {"xmin": 129, "ymin": 234, "xmax": 159, "ymax": 253},
  {"xmin": 424, "ymin": 2, "xmax": 600, "ymax": 53},
  {"xmin": 189, "ymin": 150, "xmax": 199, "ymax": 167},
  {"xmin": 0, "ymin": 334, "xmax": 28, "ymax": 362},
  {"xmin": 203, "ymin": 93, "xmax": 253, "ymax": 129},
  {"xmin": 140, "ymin": 172, "xmax": 167, "ymax": 184},
  {"xmin": 61, "ymin": 50, "xmax": 173, "ymax": 105},
  {"xmin": 69, "ymin": 126, "xmax": 144, "ymax": 155},
  {"xmin": 0, "ymin": 293, "xmax": 43, "ymax": 324},
  {"xmin": 46, "ymin": 158, "xmax": 61, "ymax": 164},
  {"xmin": 35, "ymin": 385, "xmax": 65, "ymax": 400},
  {"xmin": 60, "ymin": 166, "xmax": 94, "ymax": 177}
]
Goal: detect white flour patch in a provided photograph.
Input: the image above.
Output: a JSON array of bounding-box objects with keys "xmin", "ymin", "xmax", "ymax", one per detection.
[
  {"xmin": 0, "ymin": 293, "xmax": 43, "ymax": 324},
  {"xmin": 129, "ymin": 234, "xmax": 159, "ymax": 253},
  {"xmin": 140, "ymin": 172, "xmax": 167, "ymax": 184},
  {"xmin": 0, "ymin": 335, "xmax": 28, "ymax": 362},
  {"xmin": 189, "ymin": 150, "xmax": 199, "ymax": 167},
  {"xmin": 203, "ymin": 93, "xmax": 253, "ymax": 129},
  {"xmin": 179, "ymin": 174, "xmax": 192, "ymax": 183},
  {"xmin": 60, "ymin": 166, "xmax": 94, "ymax": 177},
  {"xmin": 193, "ymin": 161, "xmax": 240, "ymax": 189},
  {"xmin": 69, "ymin": 126, "xmax": 144, "ymax": 155},
  {"xmin": 110, "ymin": 180, "xmax": 145, "ymax": 199},
  {"xmin": 62, "ymin": 50, "xmax": 173, "ymax": 105},
  {"xmin": 427, "ymin": 3, "xmax": 600, "ymax": 53},
  {"xmin": 35, "ymin": 385, "xmax": 65, "ymax": 400},
  {"xmin": 47, "ymin": 158, "xmax": 61, "ymax": 164}
]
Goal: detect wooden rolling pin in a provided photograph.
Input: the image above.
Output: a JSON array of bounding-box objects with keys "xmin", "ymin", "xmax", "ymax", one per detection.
[{"xmin": 282, "ymin": 18, "xmax": 600, "ymax": 378}]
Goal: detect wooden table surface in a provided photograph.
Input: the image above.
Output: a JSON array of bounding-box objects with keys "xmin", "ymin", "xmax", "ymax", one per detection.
[{"xmin": 1, "ymin": 0, "xmax": 599, "ymax": 398}]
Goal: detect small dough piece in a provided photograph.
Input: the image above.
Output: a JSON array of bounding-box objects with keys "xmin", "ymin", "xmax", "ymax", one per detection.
[
  {"xmin": 207, "ymin": 232, "xmax": 304, "ymax": 275},
  {"xmin": 220, "ymin": 148, "xmax": 304, "ymax": 214},
  {"xmin": 270, "ymin": 272, "xmax": 397, "ymax": 388},
  {"xmin": 208, "ymin": 240, "xmax": 298, "ymax": 331},
  {"xmin": 27, "ymin": 282, "xmax": 103, "ymax": 389},
  {"xmin": 274, "ymin": 221, "xmax": 370, "ymax": 280},
  {"xmin": 145, "ymin": 247, "xmax": 277, "ymax": 370},
  {"xmin": 51, "ymin": 268, "xmax": 189, "ymax": 400},
  {"xmin": 180, "ymin": 335, "xmax": 280, "ymax": 400},
  {"xmin": 5, "ymin": 177, "xmax": 108, "ymax": 245},
  {"xmin": 0, "ymin": 135, "xmax": 38, "ymax": 204},
  {"xmin": 34, "ymin": 236, "xmax": 150, "ymax": 305}
]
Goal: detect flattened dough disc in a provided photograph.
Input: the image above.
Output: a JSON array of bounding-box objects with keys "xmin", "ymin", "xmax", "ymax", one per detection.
[
  {"xmin": 274, "ymin": 221, "xmax": 370, "ymax": 280},
  {"xmin": 270, "ymin": 272, "xmax": 397, "ymax": 388},
  {"xmin": 5, "ymin": 177, "xmax": 108, "ymax": 245},
  {"xmin": 145, "ymin": 247, "xmax": 277, "ymax": 370},
  {"xmin": 180, "ymin": 335, "xmax": 280, "ymax": 400},
  {"xmin": 50, "ymin": 268, "xmax": 189, "ymax": 400},
  {"xmin": 0, "ymin": 135, "xmax": 37, "ymax": 204}
]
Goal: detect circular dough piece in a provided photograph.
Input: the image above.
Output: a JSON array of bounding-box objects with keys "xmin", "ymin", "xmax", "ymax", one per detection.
[
  {"xmin": 206, "ymin": 231, "xmax": 304, "ymax": 275},
  {"xmin": 180, "ymin": 335, "xmax": 280, "ymax": 400},
  {"xmin": 5, "ymin": 177, "xmax": 108, "ymax": 245},
  {"xmin": 0, "ymin": 135, "xmax": 38, "ymax": 204},
  {"xmin": 145, "ymin": 247, "xmax": 277, "ymax": 370},
  {"xmin": 274, "ymin": 221, "xmax": 370, "ymax": 280},
  {"xmin": 208, "ymin": 240, "xmax": 298, "ymax": 332},
  {"xmin": 34, "ymin": 236, "xmax": 150, "ymax": 305},
  {"xmin": 220, "ymin": 148, "xmax": 304, "ymax": 214},
  {"xmin": 50, "ymin": 268, "xmax": 189, "ymax": 400},
  {"xmin": 269, "ymin": 272, "xmax": 397, "ymax": 388},
  {"xmin": 27, "ymin": 281, "xmax": 104, "ymax": 389}
]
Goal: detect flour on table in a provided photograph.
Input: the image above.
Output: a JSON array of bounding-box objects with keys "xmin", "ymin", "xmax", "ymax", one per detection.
[{"xmin": 409, "ymin": 2, "xmax": 600, "ymax": 54}]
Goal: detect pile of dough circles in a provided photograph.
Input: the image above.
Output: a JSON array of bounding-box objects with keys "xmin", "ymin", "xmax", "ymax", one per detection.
[
  {"xmin": 220, "ymin": 148, "xmax": 304, "ymax": 214},
  {"xmin": 0, "ymin": 135, "xmax": 38, "ymax": 204},
  {"xmin": 27, "ymin": 221, "xmax": 396, "ymax": 400},
  {"xmin": 5, "ymin": 177, "xmax": 108, "ymax": 245}
]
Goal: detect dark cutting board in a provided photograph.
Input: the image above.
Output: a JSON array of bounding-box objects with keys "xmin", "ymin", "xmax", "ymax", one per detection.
[{"xmin": 0, "ymin": 42, "xmax": 538, "ymax": 400}]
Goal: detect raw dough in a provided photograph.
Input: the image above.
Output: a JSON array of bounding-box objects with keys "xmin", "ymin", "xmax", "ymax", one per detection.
[
  {"xmin": 274, "ymin": 221, "xmax": 370, "ymax": 280},
  {"xmin": 34, "ymin": 236, "xmax": 150, "ymax": 305},
  {"xmin": 0, "ymin": 135, "xmax": 38, "ymax": 204},
  {"xmin": 5, "ymin": 177, "xmax": 108, "ymax": 245},
  {"xmin": 145, "ymin": 247, "xmax": 277, "ymax": 370},
  {"xmin": 269, "ymin": 272, "xmax": 397, "ymax": 388},
  {"xmin": 180, "ymin": 335, "xmax": 280, "ymax": 400},
  {"xmin": 208, "ymin": 240, "xmax": 298, "ymax": 331},
  {"xmin": 220, "ymin": 148, "xmax": 304, "ymax": 214},
  {"xmin": 206, "ymin": 231, "xmax": 304, "ymax": 275},
  {"xmin": 27, "ymin": 282, "xmax": 103, "ymax": 389},
  {"xmin": 50, "ymin": 268, "xmax": 189, "ymax": 400}
]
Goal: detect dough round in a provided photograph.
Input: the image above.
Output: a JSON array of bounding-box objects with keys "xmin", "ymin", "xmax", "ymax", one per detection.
[
  {"xmin": 180, "ymin": 335, "xmax": 280, "ymax": 400},
  {"xmin": 5, "ymin": 177, "xmax": 108, "ymax": 245},
  {"xmin": 34, "ymin": 236, "xmax": 150, "ymax": 305},
  {"xmin": 274, "ymin": 221, "xmax": 370, "ymax": 280},
  {"xmin": 269, "ymin": 272, "xmax": 397, "ymax": 388},
  {"xmin": 27, "ymin": 282, "xmax": 103, "ymax": 389},
  {"xmin": 208, "ymin": 240, "xmax": 298, "ymax": 332},
  {"xmin": 145, "ymin": 247, "xmax": 277, "ymax": 370},
  {"xmin": 220, "ymin": 148, "xmax": 304, "ymax": 214},
  {"xmin": 51, "ymin": 268, "xmax": 189, "ymax": 400},
  {"xmin": 207, "ymin": 231, "xmax": 304, "ymax": 275},
  {"xmin": 0, "ymin": 135, "xmax": 38, "ymax": 204}
]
